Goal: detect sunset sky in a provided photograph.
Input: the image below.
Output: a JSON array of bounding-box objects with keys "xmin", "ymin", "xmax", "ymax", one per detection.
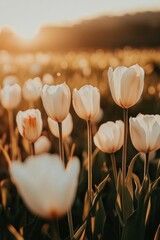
[{"xmin": 0, "ymin": 0, "xmax": 160, "ymax": 38}]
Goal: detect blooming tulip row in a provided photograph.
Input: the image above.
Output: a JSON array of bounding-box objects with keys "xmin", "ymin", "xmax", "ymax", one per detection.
[{"xmin": 1, "ymin": 63, "xmax": 160, "ymax": 239}]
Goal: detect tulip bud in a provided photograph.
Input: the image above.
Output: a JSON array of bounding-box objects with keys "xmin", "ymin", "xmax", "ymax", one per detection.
[
  {"xmin": 94, "ymin": 120, "xmax": 124, "ymax": 153},
  {"xmin": 48, "ymin": 113, "xmax": 73, "ymax": 139},
  {"xmin": 22, "ymin": 77, "xmax": 42, "ymax": 102},
  {"xmin": 1, "ymin": 83, "xmax": 21, "ymax": 110},
  {"xmin": 72, "ymin": 85, "xmax": 100, "ymax": 120},
  {"xmin": 16, "ymin": 109, "xmax": 43, "ymax": 143},
  {"xmin": 108, "ymin": 64, "xmax": 144, "ymax": 108},
  {"xmin": 9, "ymin": 154, "xmax": 80, "ymax": 219},
  {"xmin": 41, "ymin": 83, "xmax": 71, "ymax": 122},
  {"xmin": 130, "ymin": 114, "xmax": 160, "ymax": 153},
  {"xmin": 34, "ymin": 136, "xmax": 51, "ymax": 155}
]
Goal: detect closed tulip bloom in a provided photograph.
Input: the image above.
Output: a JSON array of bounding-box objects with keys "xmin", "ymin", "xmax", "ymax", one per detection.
[
  {"xmin": 1, "ymin": 83, "xmax": 21, "ymax": 110},
  {"xmin": 41, "ymin": 83, "xmax": 71, "ymax": 122},
  {"xmin": 94, "ymin": 120, "xmax": 124, "ymax": 153},
  {"xmin": 16, "ymin": 109, "xmax": 43, "ymax": 143},
  {"xmin": 9, "ymin": 154, "xmax": 80, "ymax": 218},
  {"xmin": 22, "ymin": 77, "xmax": 42, "ymax": 102},
  {"xmin": 72, "ymin": 85, "xmax": 100, "ymax": 120},
  {"xmin": 108, "ymin": 64, "xmax": 144, "ymax": 108},
  {"xmin": 130, "ymin": 114, "xmax": 160, "ymax": 153},
  {"xmin": 35, "ymin": 136, "xmax": 51, "ymax": 155},
  {"xmin": 48, "ymin": 113, "xmax": 73, "ymax": 139}
]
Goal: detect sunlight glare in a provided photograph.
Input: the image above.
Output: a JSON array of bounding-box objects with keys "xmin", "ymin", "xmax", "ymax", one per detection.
[{"xmin": 13, "ymin": 25, "xmax": 38, "ymax": 40}]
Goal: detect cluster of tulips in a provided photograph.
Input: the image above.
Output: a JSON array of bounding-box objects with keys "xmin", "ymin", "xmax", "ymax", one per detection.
[{"xmin": 0, "ymin": 63, "xmax": 160, "ymax": 240}]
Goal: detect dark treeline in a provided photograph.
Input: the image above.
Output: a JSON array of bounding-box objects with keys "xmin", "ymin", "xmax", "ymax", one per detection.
[{"xmin": 0, "ymin": 11, "xmax": 160, "ymax": 52}]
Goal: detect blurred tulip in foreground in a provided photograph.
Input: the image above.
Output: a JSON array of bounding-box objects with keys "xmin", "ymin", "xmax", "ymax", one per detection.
[
  {"xmin": 10, "ymin": 154, "xmax": 80, "ymax": 218},
  {"xmin": 72, "ymin": 85, "xmax": 100, "ymax": 120},
  {"xmin": 22, "ymin": 77, "xmax": 42, "ymax": 102},
  {"xmin": 41, "ymin": 83, "xmax": 71, "ymax": 122},
  {"xmin": 48, "ymin": 113, "xmax": 73, "ymax": 139},
  {"xmin": 108, "ymin": 64, "xmax": 144, "ymax": 108},
  {"xmin": 130, "ymin": 114, "xmax": 160, "ymax": 153},
  {"xmin": 94, "ymin": 120, "xmax": 124, "ymax": 153},
  {"xmin": 1, "ymin": 83, "xmax": 21, "ymax": 110},
  {"xmin": 35, "ymin": 135, "xmax": 51, "ymax": 155},
  {"xmin": 16, "ymin": 109, "xmax": 43, "ymax": 143}
]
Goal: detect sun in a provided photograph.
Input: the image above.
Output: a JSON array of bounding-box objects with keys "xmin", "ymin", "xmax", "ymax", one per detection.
[{"xmin": 13, "ymin": 25, "xmax": 39, "ymax": 40}]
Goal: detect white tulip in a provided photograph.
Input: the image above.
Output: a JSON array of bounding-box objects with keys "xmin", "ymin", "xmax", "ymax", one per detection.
[
  {"xmin": 9, "ymin": 154, "xmax": 80, "ymax": 218},
  {"xmin": 16, "ymin": 109, "xmax": 43, "ymax": 143},
  {"xmin": 48, "ymin": 113, "xmax": 73, "ymax": 139},
  {"xmin": 108, "ymin": 64, "xmax": 144, "ymax": 108},
  {"xmin": 130, "ymin": 114, "xmax": 160, "ymax": 153},
  {"xmin": 94, "ymin": 120, "xmax": 124, "ymax": 153},
  {"xmin": 22, "ymin": 77, "xmax": 42, "ymax": 102},
  {"xmin": 3, "ymin": 75, "xmax": 18, "ymax": 86},
  {"xmin": 41, "ymin": 83, "xmax": 71, "ymax": 122},
  {"xmin": 72, "ymin": 85, "xmax": 100, "ymax": 120},
  {"xmin": 1, "ymin": 83, "xmax": 21, "ymax": 110},
  {"xmin": 35, "ymin": 136, "xmax": 51, "ymax": 155}
]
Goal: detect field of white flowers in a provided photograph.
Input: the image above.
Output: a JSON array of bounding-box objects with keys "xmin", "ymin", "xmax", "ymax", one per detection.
[{"xmin": 0, "ymin": 48, "xmax": 160, "ymax": 240}]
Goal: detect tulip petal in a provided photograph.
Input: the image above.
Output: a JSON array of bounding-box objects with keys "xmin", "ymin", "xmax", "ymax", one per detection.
[{"xmin": 129, "ymin": 118, "xmax": 148, "ymax": 152}]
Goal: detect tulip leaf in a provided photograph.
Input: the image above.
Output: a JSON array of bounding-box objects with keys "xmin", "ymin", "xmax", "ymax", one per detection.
[
  {"xmin": 115, "ymin": 170, "xmax": 124, "ymax": 226},
  {"xmin": 73, "ymin": 221, "xmax": 87, "ymax": 240},
  {"xmin": 154, "ymin": 224, "xmax": 160, "ymax": 240},
  {"xmin": 8, "ymin": 225, "xmax": 24, "ymax": 240},
  {"xmin": 132, "ymin": 173, "xmax": 141, "ymax": 200},
  {"xmin": 82, "ymin": 189, "xmax": 94, "ymax": 221},
  {"xmin": 151, "ymin": 176, "xmax": 160, "ymax": 192},
  {"xmin": 121, "ymin": 175, "xmax": 151, "ymax": 240},
  {"xmin": 126, "ymin": 153, "xmax": 140, "ymax": 200},
  {"xmin": 93, "ymin": 197, "xmax": 106, "ymax": 240},
  {"xmin": 0, "ymin": 179, "xmax": 10, "ymax": 208}
]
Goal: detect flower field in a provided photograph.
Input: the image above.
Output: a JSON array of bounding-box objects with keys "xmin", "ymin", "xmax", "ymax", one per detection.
[{"xmin": 0, "ymin": 48, "xmax": 160, "ymax": 240}]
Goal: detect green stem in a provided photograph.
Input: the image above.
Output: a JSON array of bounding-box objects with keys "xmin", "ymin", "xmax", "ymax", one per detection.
[
  {"xmin": 67, "ymin": 209, "xmax": 74, "ymax": 240},
  {"xmin": 122, "ymin": 108, "xmax": 128, "ymax": 223},
  {"xmin": 58, "ymin": 122, "xmax": 65, "ymax": 165},
  {"xmin": 156, "ymin": 158, "xmax": 160, "ymax": 179},
  {"xmin": 144, "ymin": 152, "xmax": 149, "ymax": 178},
  {"xmin": 87, "ymin": 120, "xmax": 93, "ymax": 207},
  {"xmin": 8, "ymin": 110, "xmax": 14, "ymax": 159},
  {"xmin": 122, "ymin": 108, "xmax": 128, "ymax": 185},
  {"xmin": 110, "ymin": 153, "xmax": 117, "ymax": 185},
  {"xmin": 58, "ymin": 121, "xmax": 74, "ymax": 240}
]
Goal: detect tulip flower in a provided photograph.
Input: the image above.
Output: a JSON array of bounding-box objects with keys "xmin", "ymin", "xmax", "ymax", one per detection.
[
  {"xmin": 94, "ymin": 120, "xmax": 124, "ymax": 153},
  {"xmin": 108, "ymin": 64, "xmax": 144, "ymax": 109},
  {"xmin": 91, "ymin": 108, "xmax": 103, "ymax": 124},
  {"xmin": 41, "ymin": 83, "xmax": 71, "ymax": 122},
  {"xmin": 72, "ymin": 85, "xmax": 100, "ymax": 120},
  {"xmin": 48, "ymin": 113, "xmax": 73, "ymax": 139},
  {"xmin": 35, "ymin": 136, "xmax": 51, "ymax": 155},
  {"xmin": 16, "ymin": 109, "xmax": 43, "ymax": 143},
  {"xmin": 9, "ymin": 154, "xmax": 80, "ymax": 219},
  {"xmin": 1, "ymin": 83, "xmax": 21, "ymax": 110},
  {"xmin": 22, "ymin": 77, "xmax": 42, "ymax": 102},
  {"xmin": 3, "ymin": 75, "xmax": 18, "ymax": 86},
  {"xmin": 130, "ymin": 114, "xmax": 160, "ymax": 153},
  {"xmin": 42, "ymin": 73, "xmax": 54, "ymax": 85}
]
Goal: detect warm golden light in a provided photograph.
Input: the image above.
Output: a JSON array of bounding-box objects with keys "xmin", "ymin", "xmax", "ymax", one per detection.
[{"xmin": 0, "ymin": 0, "xmax": 159, "ymax": 41}]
